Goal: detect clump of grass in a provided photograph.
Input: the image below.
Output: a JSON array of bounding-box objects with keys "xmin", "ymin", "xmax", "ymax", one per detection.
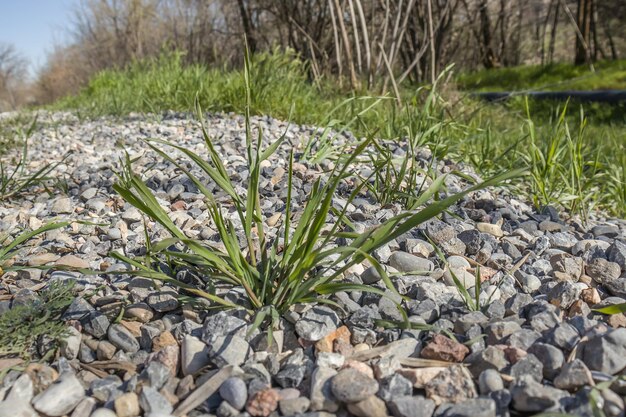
[
  {"xmin": 111, "ymin": 50, "xmax": 522, "ymax": 330},
  {"xmin": 0, "ymin": 280, "xmax": 76, "ymax": 360},
  {"xmin": 0, "ymin": 116, "xmax": 68, "ymax": 201},
  {"xmin": 522, "ymin": 100, "xmax": 605, "ymax": 219},
  {"xmin": 364, "ymin": 70, "xmax": 463, "ymax": 209}
]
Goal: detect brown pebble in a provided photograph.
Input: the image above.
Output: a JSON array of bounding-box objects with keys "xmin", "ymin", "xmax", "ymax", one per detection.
[
  {"xmin": 120, "ymin": 320, "xmax": 142, "ymax": 337},
  {"xmin": 608, "ymin": 313, "xmax": 626, "ymax": 328},
  {"xmin": 315, "ymin": 325, "xmax": 351, "ymax": 354},
  {"xmin": 152, "ymin": 330, "xmax": 178, "ymax": 351},
  {"xmin": 347, "ymin": 395, "xmax": 387, "ymax": 417},
  {"xmin": 568, "ymin": 299, "xmax": 592, "ymax": 318},
  {"xmin": 581, "ymin": 287, "xmax": 601, "ymax": 305},
  {"xmin": 246, "ymin": 388, "xmax": 280, "ymax": 417},
  {"xmin": 171, "ymin": 200, "xmax": 187, "ymax": 211},
  {"xmin": 421, "ymin": 334, "xmax": 469, "ymax": 362},
  {"xmin": 341, "ymin": 360, "xmax": 374, "ymax": 379},
  {"xmin": 25, "ymin": 363, "xmax": 58, "ymax": 393}
]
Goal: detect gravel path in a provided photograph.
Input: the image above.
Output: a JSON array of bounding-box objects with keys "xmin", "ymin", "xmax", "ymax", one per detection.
[{"xmin": 1, "ymin": 111, "xmax": 626, "ymax": 417}]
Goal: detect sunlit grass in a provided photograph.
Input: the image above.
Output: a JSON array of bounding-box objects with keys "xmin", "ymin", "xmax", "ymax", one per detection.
[{"xmin": 52, "ymin": 50, "xmax": 626, "ymax": 218}]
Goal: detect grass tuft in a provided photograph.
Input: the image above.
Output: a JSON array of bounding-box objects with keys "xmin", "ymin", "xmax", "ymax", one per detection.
[{"xmin": 110, "ymin": 49, "xmax": 522, "ymax": 330}]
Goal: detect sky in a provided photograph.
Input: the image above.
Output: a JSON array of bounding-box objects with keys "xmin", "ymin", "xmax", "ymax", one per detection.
[{"xmin": 0, "ymin": 0, "xmax": 77, "ymax": 75}]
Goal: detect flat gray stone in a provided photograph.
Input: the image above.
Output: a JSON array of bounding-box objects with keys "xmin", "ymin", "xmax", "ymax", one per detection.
[
  {"xmin": 219, "ymin": 377, "xmax": 247, "ymax": 410},
  {"xmin": 583, "ymin": 328, "xmax": 626, "ymax": 374},
  {"xmin": 207, "ymin": 335, "xmax": 249, "ymax": 367},
  {"xmin": 32, "ymin": 373, "xmax": 85, "ymax": 416},
  {"xmin": 107, "ymin": 324, "xmax": 140, "ymax": 353},
  {"xmin": 330, "ymin": 368, "xmax": 379, "ymax": 403},
  {"xmin": 388, "ymin": 395, "xmax": 435, "ymax": 417},
  {"xmin": 389, "ymin": 251, "xmax": 434, "ymax": 273},
  {"xmin": 295, "ymin": 306, "xmax": 340, "ymax": 342}
]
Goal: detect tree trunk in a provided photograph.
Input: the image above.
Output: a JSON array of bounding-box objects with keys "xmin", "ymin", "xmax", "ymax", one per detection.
[
  {"xmin": 574, "ymin": 0, "xmax": 592, "ymax": 65},
  {"xmin": 479, "ymin": 0, "xmax": 499, "ymax": 68},
  {"xmin": 237, "ymin": 0, "xmax": 256, "ymax": 53}
]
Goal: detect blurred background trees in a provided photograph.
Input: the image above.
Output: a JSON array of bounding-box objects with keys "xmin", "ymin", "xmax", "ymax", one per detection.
[
  {"xmin": 0, "ymin": 43, "xmax": 29, "ymax": 110},
  {"xmin": 1, "ymin": 0, "xmax": 625, "ymax": 110}
]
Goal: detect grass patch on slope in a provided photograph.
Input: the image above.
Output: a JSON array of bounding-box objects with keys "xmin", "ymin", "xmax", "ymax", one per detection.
[
  {"xmin": 457, "ymin": 59, "xmax": 626, "ymax": 92},
  {"xmin": 52, "ymin": 51, "xmax": 626, "ymax": 218}
]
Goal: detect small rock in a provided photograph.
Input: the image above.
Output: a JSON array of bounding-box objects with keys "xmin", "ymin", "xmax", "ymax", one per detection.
[
  {"xmin": 275, "ymin": 364, "xmax": 307, "ymax": 388},
  {"xmin": 420, "ymin": 334, "xmax": 469, "ymax": 362},
  {"xmin": 425, "ymin": 221, "xmax": 455, "ymax": 244},
  {"xmin": 397, "ymin": 367, "xmax": 446, "ymax": 388},
  {"xmin": 425, "ymin": 365, "xmax": 477, "ymax": 405},
  {"xmin": 330, "ymin": 368, "xmax": 379, "ymax": 403},
  {"xmin": 476, "ymin": 222, "xmax": 503, "ymax": 237},
  {"xmin": 548, "ymin": 280, "xmax": 581, "ymax": 309},
  {"xmin": 586, "ymin": 258, "xmax": 622, "ymax": 284},
  {"xmin": 139, "ymin": 387, "xmax": 173, "ymax": 415},
  {"xmin": 582, "ymin": 328, "xmax": 626, "ymax": 374},
  {"xmin": 346, "ymin": 395, "xmax": 387, "ymax": 417},
  {"xmin": 69, "ymin": 397, "xmax": 96, "ymax": 417},
  {"xmin": 91, "ymin": 409, "xmax": 117, "ymax": 417},
  {"xmin": 124, "ymin": 303, "xmax": 154, "ymax": 322},
  {"xmin": 97, "ymin": 340, "xmax": 117, "ymax": 360},
  {"xmin": 82, "ymin": 312, "xmax": 110, "ymax": 338},
  {"xmin": 60, "ymin": 326, "xmax": 82, "ymax": 360},
  {"xmin": 510, "ymin": 376, "xmax": 567, "ymax": 412},
  {"xmin": 554, "ymin": 359, "xmax": 593, "ymax": 391},
  {"xmin": 220, "ymin": 377, "xmax": 248, "ymax": 410},
  {"xmin": 181, "ymin": 335, "xmax": 210, "ymax": 376},
  {"xmin": 152, "ymin": 330, "xmax": 177, "ymax": 351},
  {"xmin": 108, "ymin": 324, "xmax": 140, "ymax": 353},
  {"xmin": 146, "ymin": 292, "xmax": 179, "ymax": 312},
  {"xmin": 315, "ymin": 325, "xmax": 351, "ymax": 354},
  {"xmin": 485, "ymin": 320, "xmax": 522, "ymax": 345},
  {"xmin": 607, "ymin": 241, "xmax": 626, "ymax": 269},
  {"xmin": 550, "ymin": 253, "xmax": 583, "ymax": 281},
  {"xmin": 388, "ymin": 395, "xmax": 436, "ymax": 417},
  {"xmin": 27, "ymin": 252, "xmax": 59, "ymax": 266},
  {"xmin": 122, "ymin": 207, "xmax": 143, "ymax": 223},
  {"xmin": 389, "ymin": 251, "xmax": 434, "ymax": 273},
  {"xmin": 478, "ymin": 369, "xmax": 504, "ymax": 394},
  {"xmin": 361, "ymin": 266, "xmax": 383, "ymax": 284},
  {"xmin": 208, "ymin": 335, "xmax": 249, "ymax": 367},
  {"xmin": 295, "ymin": 306, "xmax": 340, "ymax": 342},
  {"xmin": 528, "ymin": 343, "xmax": 565, "ymax": 380},
  {"xmin": 51, "ymin": 197, "xmax": 73, "ymax": 214},
  {"xmin": 32, "ymin": 373, "xmax": 85, "ymax": 416},
  {"xmin": 55, "ymin": 254, "xmax": 89, "ymax": 269},
  {"xmin": 246, "ymin": 388, "xmax": 279, "ymax": 417},
  {"xmin": 114, "ymin": 392, "xmax": 141, "ymax": 417},
  {"xmin": 510, "ymin": 354, "xmax": 543, "ymax": 382},
  {"xmin": 279, "ymin": 397, "xmax": 310, "ymax": 415},
  {"xmin": 443, "ymin": 398, "xmax": 497, "ymax": 417},
  {"xmin": 309, "ymin": 367, "xmax": 339, "ymax": 412},
  {"xmin": 377, "ymin": 373, "xmax": 412, "ymax": 401}
]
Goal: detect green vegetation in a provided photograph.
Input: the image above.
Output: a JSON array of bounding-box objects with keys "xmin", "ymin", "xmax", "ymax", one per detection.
[
  {"xmin": 0, "ymin": 280, "xmax": 75, "ymax": 360},
  {"xmin": 457, "ymin": 59, "xmax": 626, "ymax": 92},
  {"xmin": 56, "ymin": 50, "xmax": 324, "ymax": 123},
  {"xmin": 0, "ymin": 222, "xmax": 70, "ymax": 275},
  {"xmin": 0, "ymin": 222, "xmax": 75, "ymax": 360},
  {"xmin": 110, "ymin": 53, "xmax": 521, "ymax": 329},
  {"xmin": 0, "ymin": 116, "xmax": 68, "ymax": 200},
  {"xmin": 52, "ymin": 51, "xmax": 626, "ymax": 218}
]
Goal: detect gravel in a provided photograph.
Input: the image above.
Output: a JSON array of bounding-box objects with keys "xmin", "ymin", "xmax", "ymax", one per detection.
[{"xmin": 1, "ymin": 110, "xmax": 626, "ymax": 416}]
